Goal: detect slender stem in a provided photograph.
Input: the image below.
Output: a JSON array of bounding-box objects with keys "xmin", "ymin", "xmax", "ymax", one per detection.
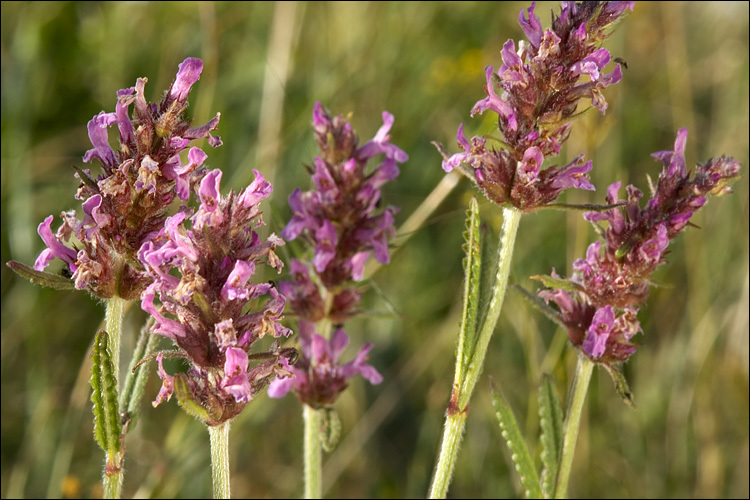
[
  {"xmin": 105, "ymin": 296, "xmax": 127, "ymax": 388},
  {"xmin": 304, "ymin": 404, "xmax": 323, "ymax": 499},
  {"xmin": 429, "ymin": 206, "xmax": 522, "ymax": 498},
  {"xmin": 554, "ymin": 354, "xmax": 595, "ymax": 499},
  {"xmin": 209, "ymin": 422, "xmax": 231, "ymax": 499},
  {"xmin": 102, "ymin": 296, "xmax": 127, "ymax": 499},
  {"xmin": 428, "ymin": 410, "xmax": 468, "ymax": 499},
  {"xmin": 103, "ymin": 453, "xmax": 123, "ymax": 499},
  {"xmin": 301, "ymin": 289, "xmax": 335, "ymax": 498}
]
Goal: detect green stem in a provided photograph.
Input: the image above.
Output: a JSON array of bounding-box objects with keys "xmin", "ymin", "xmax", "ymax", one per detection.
[
  {"xmin": 102, "ymin": 297, "xmax": 127, "ymax": 499},
  {"xmin": 429, "ymin": 206, "xmax": 522, "ymax": 498},
  {"xmin": 554, "ymin": 354, "xmax": 594, "ymax": 499},
  {"xmin": 428, "ymin": 410, "xmax": 468, "ymax": 499},
  {"xmin": 304, "ymin": 404, "xmax": 323, "ymax": 499},
  {"xmin": 209, "ymin": 422, "xmax": 231, "ymax": 499},
  {"xmin": 103, "ymin": 453, "xmax": 124, "ymax": 499},
  {"xmin": 302, "ymin": 290, "xmax": 335, "ymax": 498},
  {"xmin": 105, "ymin": 296, "xmax": 127, "ymax": 388}
]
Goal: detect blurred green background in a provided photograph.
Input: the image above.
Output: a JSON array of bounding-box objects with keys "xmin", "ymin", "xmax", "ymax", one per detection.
[{"xmin": 2, "ymin": 2, "xmax": 748, "ymax": 498}]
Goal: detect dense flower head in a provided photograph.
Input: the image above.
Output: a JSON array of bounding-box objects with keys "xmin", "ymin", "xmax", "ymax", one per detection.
[
  {"xmin": 538, "ymin": 128, "xmax": 740, "ymax": 364},
  {"xmin": 32, "ymin": 58, "xmax": 222, "ymax": 300},
  {"xmin": 267, "ymin": 321, "xmax": 382, "ymax": 408},
  {"xmin": 281, "ymin": 102, "xmax": 408, "ymax": 319},
  {"xmin": 441, "ymin": 1, "xmax": 633, "ymax": 211},
  {"xmin": 271, "ymin": 103, "xmax": 404, "ymax": 407},
  {"xmin": 139, "ymin": 169, "xmax": 294, "ymax": 425}
]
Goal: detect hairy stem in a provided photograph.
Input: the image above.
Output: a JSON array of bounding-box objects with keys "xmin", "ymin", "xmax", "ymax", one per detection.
[
  {"xmin": 209, "ymin": 422, "xmax": 231, "ymax": 499},
  {"xmin": 102, "ymin": 452, "xmax": 123, "ymax": 499},
  {"xmin": 429, "ymin": 206, "xmax": 521, "ymax": 498},
  {"xmin": 304, "ymin": 404, "xmax": 323, "ymax": 498},
  {"xmin": 428, "ymin": 408, "xmax": 468, "ymax": 499},
  {"xmin": 554, "ymin": 354, "xmax": 594, "ymax": 499},
  {"xmin": 302, "ymin": 289, "xmax": 335, "ymax": 498},
  {"xmin": 104, "ymin": 296, "xmax": 126, "ymax": 388},
  {"xmin": 102, "ymin": 297, "xmax": 127, "ymax": 499}
]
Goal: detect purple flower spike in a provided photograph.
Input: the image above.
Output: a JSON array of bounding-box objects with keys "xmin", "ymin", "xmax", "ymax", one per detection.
[
  {"xmin": 139, "ymin": 168, "xmax": 292, "ymax": 425},
  {"xmin": 278, "ymin": 103, "xmax": 403, "ymax": 406},
  {"xmin": 282, "ymin": 102, "xmax": 406, "ymax": 295},
  {"xmin": 440, "ymin": 1, "xmax": 634, "ymax": 211},
  {"xmin": 538, "ymin": 128, "xmax": 740, "ymax": 366},
  {"xmin": 28, "ymin": 57, "xmax": 222, "ymax": 301}
]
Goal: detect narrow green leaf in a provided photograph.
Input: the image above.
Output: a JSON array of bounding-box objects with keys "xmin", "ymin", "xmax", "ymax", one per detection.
[
  {"xmin": 90, "ymin": 330, "xmax": 122, "ymax": 455},
  {"xmin": 6, "ymin": 261, "xmax": 76, "ymax": 290},
  {"xmin": 530, "ymin": 274, "xmax": 583, "ymax": 294},
  {"xmin": 455, "ymin": 197, "xmax": 482, "ymax": 382},
  {"xmin": 119, "ymin": 318, "xmax": 160, "ymax": 432},
  {"xmin": 538, "ymin": 375, "xmax": 564, "ymax": 499},
  {"xmin": 477, "ymin": 220, "xmax": 499, "ymax": 330},
  {"xmin": 491, "ymin": 382, "xmax": 543, "ymax": 499},
  {"xmin": 603, "ymin": 363, "xmax": 637, "ymax": 409},
  {"xmin": 90, "ymin": 333, "xmax": 108, "ymax": 452}
]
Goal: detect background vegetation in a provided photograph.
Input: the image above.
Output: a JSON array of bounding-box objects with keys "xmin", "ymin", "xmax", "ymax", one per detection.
[{"xmin": 2, "ymin": 2, "xmax": 748, "ymax": 498}]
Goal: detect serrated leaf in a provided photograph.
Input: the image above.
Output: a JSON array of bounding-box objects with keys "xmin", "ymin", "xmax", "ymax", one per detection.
[
  {"xmin": 538, "ymin": 375, "xmax": 564, "ymax": 499},
  {"xmin": 491, "ymin": 383, "xmax": 543, "ymax": 499},
  {"xmin": 477, "ymin": 220, "xmax": 499, "ymax": 333},
  {"xmin": 319, "ymin": 407, "xmax": 342, "ymax": 453},
  {"xmin": 530, "ymin": 274, "xmax": 583, "ymax": 294},
  {"xmin": 7, "ymin": 261, "xmax": 76, "ymax": 290},
  {"xmin": 603, "ymin": 364, "xmax": 637, "ymax": 409},
  {"xmin": 455, "ymin": 197, "xmax": 483, "ymax": 382},
  {"xmin": 90, "ymin": 330, "xmax": 122, "ymax": 455},
  {"xmin": 119, "ymin": 318, "xmax": 160, "ymax": 432}
]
